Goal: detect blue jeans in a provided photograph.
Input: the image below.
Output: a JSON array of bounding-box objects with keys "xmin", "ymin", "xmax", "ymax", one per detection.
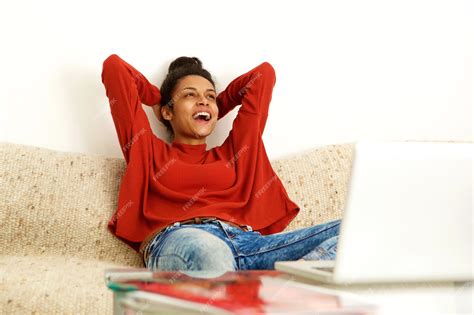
[{"xmin": 144, "ymin": 218, "xmax": 341, "ymax": 273}]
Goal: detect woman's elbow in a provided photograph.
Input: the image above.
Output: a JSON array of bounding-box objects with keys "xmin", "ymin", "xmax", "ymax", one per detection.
[
  {"xmin": 102, "ymin": 54, "xmax": 122, "ymax": 71},
  {"xmin": 258, "ymin": 62, "xmax": 276, "ymax": 85}
]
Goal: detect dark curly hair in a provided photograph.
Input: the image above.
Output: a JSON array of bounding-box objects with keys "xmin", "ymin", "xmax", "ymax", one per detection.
[{"xmin": 158, "ymin": 57, "xmax": 215, "ymax": 140}]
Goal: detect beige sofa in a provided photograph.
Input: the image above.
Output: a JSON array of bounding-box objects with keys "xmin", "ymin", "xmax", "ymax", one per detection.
[{"xmin": 0, "ymin": 141, "xmax": 354, "ymax": 314}]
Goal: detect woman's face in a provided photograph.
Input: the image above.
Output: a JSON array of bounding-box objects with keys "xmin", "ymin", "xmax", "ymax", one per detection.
[{"xmin": 162, "ymin": 75, "xmax": 219, "ymax": 144}]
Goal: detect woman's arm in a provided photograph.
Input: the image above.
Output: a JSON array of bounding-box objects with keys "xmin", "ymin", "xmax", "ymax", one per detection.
[
  {"xmin": 101, "ymin": 54, "xmax": 164, "ymax": 163},
  {"xmin": 101, "ymin": 54, "xmax": 161, "ymax": 119},
  {"xmin": 216, "ymin": 62, "xmax": 276, "ymax": 136}
]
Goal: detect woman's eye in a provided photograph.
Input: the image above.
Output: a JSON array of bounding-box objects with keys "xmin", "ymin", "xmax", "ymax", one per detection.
[
  {"xmin": 185, "ymin": 92, "xmax": 195, "ymax": 97},
  {"xmin": 208, "ymin": 95, "xmax": 216, "ymax": 99}
]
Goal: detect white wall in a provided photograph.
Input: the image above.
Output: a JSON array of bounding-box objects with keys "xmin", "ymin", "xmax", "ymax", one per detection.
[{"xmin": 0, "ymin": 0, "xmax": 472, "ymax": 160}]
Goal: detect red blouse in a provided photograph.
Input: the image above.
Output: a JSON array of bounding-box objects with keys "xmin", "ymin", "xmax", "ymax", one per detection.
[{"xmin": 101, "ymin": 54, "xmax": 300, "ymax": 253}]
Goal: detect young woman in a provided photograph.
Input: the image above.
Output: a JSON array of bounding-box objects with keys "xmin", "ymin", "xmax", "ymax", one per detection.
[{"xmin": 100, "ymin": 54, "xmax": 341, "ymax": 273}]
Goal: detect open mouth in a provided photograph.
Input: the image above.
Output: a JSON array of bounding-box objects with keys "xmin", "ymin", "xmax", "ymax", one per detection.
[{"xmin": 192, "ymin": 111, "xmax": 212, "ymax": 123}]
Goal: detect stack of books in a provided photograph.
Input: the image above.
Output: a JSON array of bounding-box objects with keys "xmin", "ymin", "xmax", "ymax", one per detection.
[{"xmin": 105, "ymin": 268, "xmax": 378, "ymax": 315}]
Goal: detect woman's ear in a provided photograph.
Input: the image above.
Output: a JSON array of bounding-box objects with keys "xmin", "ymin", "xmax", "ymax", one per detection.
[
  {"xmin": 152, "ymin": 104, "xmax": 163, "ymax": 122},
  {"xmin": 159, "ymin": 105, "xmax": 174, "ymax": 122}
]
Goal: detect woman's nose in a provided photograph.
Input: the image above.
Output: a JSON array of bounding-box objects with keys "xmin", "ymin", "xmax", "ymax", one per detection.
[{"xmin": 197, "ymin": 95, "xmax": 208, "ymax": 105}]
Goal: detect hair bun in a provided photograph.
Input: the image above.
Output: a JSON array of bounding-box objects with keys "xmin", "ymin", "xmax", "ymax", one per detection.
[{"xmin": 168, "ymin": 56, "xmax": 202, "ymax": 73}]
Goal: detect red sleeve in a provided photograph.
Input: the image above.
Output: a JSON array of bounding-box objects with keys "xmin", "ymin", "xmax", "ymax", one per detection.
[
  {"xmin": 100, "ymin": 54, "xmax": 163, "ymax": 163},
  {"xmin": 217, "ymin": 62, "xmax": 276, "ymax": 137}
]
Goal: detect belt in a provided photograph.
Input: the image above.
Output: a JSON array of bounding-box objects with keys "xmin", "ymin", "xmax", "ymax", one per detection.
[{"xmin": 139, "ymin": 217, "xmax": 252, "ymax": 257}]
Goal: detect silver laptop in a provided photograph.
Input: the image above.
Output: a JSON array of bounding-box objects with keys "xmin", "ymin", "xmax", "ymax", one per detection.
[{"xmin": 275, "ymin": 140, "xmax": 473, "ymax": 284}]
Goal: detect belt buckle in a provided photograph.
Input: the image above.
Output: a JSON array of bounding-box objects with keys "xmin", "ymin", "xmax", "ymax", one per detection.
[
  {"xmin": 238, "ymin": 224, "xmax": 252, "ymax": 232},
  {"xmin": 197, "ymin": 217, "xmax": 217, "ymax": 224}
]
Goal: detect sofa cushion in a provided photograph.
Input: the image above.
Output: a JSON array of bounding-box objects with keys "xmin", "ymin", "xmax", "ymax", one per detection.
[
  {"xmin": 270, "ymin": 143, "xmax": 354, "ymax": 231},
  {"xmin": 0, "ymin": 255, "xmax": 127, "ymax": 314},
  {"xmin": 0, "ymin": 142, "xmax": 142, "ymax": 266}
]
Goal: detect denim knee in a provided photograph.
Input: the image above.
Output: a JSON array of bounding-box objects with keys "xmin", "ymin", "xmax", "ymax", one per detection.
[
  {"xmin": 301, "ymin": 235, "xmax": 339, "ymax": 260},
  {"xmin": 148, "ymin": 228, "xmax": 237, "ymax": 272}
]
